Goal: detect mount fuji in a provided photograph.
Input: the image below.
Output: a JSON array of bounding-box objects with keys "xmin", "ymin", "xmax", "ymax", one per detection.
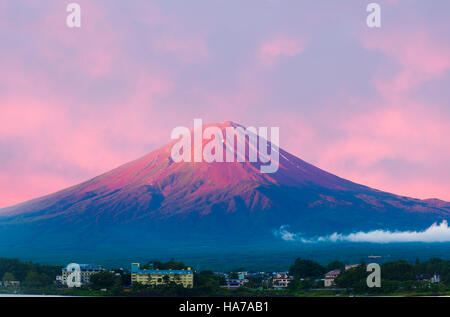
[{"xmin": 0, "ymin": 121, "xmax": 449, "ymax": 264}]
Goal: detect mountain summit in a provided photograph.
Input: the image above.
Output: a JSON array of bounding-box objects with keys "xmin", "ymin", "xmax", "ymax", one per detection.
[{"xmin": 0, "ymin": 121, "xmax": 449, "ymax": 260}]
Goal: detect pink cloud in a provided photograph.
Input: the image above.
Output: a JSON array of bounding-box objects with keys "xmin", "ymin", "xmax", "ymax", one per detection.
[
  {"xmin": 37, "ymin": 2, "xmax": 120, "ymax": 79},
  {"xmin": 0, "ymin": 171, "xmax": 73, "ymax": 208},
  {"xmin": 153, "ymin": 34, "xmax": 210, "ymax": 63},
  {"xmin": 0, "ymin": 98, "xmax": 62, "ymax": 137},
  {"xmin": 306, "ymin": 77, "xmax": 450, "ymax": 199},
  {"xmin": 259, "ymin": 35, "xmax": 306, "ymax": 68},
  {"xmin": 0, "ymin": 49, "xmax": 176, "ymax": 208},
  {"xmin": 308, "ymin": 28, "xmax": 450, "ymax": 200},
  {"xmin": 362, "ymin": 30, "xmax": 450, "ymax": 94}
]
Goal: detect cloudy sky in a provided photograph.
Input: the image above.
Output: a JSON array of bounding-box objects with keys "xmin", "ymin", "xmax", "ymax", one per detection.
[{"xmin": 1, "ymin": 0, "xmax": 450, "ymax": 208}]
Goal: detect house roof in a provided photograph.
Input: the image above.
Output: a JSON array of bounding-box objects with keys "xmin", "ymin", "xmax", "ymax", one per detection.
[{"xmin": 324, "ymin": 269, "xmax": 341, "ymax": 277}]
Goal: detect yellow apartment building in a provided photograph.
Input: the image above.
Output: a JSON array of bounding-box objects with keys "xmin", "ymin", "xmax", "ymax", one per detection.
[{"xmin": 131, "ymin": 263, "xmax": 194, "ymax": 288}]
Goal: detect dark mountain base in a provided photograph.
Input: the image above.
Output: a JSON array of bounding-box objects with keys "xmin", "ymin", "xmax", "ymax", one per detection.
[{"xmin": 2, "ymin": 221, "xmax": 450, "ymax": 271}]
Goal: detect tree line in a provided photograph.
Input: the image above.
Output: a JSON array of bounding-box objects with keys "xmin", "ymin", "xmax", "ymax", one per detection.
[
  {"xmin": 0, "ymin": 257, "xmax": 61, "ymax": 289},
  {"xmin": 2, "ymin": 256, "xmax": 450, "ymax": 295},
  {"xmin": 287, "ymin": 257, "xmax": 450, "ymax": 294}
]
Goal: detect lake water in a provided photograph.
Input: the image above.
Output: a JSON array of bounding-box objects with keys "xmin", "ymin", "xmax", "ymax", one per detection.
[{"xmin": 0, "ymin": 294, "xmax": 69, "ymax": 297}]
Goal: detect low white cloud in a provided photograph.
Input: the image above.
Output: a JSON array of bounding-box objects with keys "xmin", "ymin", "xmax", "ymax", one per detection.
[
  {"xmin": 273, "ymin": 225, "xmax": 315, "ymax": 243},
  {"xmin": 274, "ymin": 221, "xmax": 450, "ymax": 243},
  {"xmin": 273, "ymin": 225, "xmax": 297, "ymax": 241}
]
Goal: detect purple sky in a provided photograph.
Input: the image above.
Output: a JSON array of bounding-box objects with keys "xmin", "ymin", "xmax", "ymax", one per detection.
[{"xmin": 1, "ymin": 0, "xmax": 450, "ymax": 207}]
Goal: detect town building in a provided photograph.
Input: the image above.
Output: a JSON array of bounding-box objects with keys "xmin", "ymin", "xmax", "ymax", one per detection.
[
  {"xmin": 237, "ymin": 271, "xmax": 248, "ymax": 280},
  {"xmin": 2, "ymin": 280, "xmax": 20, "ymax": 288},
  {"xmin": 416, "ymin": 273, "xmax": 428, "ymax": 281},
  {"xmin": 55, "ymin": 275, "xmax": 63, "ymax": 287},
  {"xmin": 324, "ymin": 264, "xmax": 361, "ymax": 287},
  {"xmin": 431, "ymin": 273, "xmax": 441, "ymax": 284},
  {"xmin": 131, "ymin": 263, "xmax": 194, "ymax": 288},
  {"xmin": 62, "ymin": 264, "xmax": 105, "ymax": 287},
  {"xmin": 345, "ymin": 264, "xmax": 359, "ymax": 270},
  {"xmin": 222, "ymin": 278, "xmax": 248, "ymax": 290},
  {"xmin": 272, "ymin": 273, "xmax": 291, "ymax": 290},
  {"xmin": 245, "ymin": 272, "xmax": 266, "ymax": 279},
  {"xmin": 324, "ymin": 269, "xmax": 341, "ymax": 287}
]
